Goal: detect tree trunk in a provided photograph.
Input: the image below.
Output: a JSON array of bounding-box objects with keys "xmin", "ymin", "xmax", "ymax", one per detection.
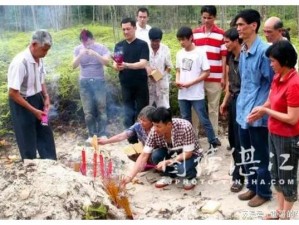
[{"xmin": 31, "ymin": 6, "xmax": 37, "ymax": 30}]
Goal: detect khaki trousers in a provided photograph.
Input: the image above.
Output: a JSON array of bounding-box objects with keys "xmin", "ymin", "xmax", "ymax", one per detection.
[{"xmin": 192, "ymin": 82, "xmax": 222, "ymax": 135}]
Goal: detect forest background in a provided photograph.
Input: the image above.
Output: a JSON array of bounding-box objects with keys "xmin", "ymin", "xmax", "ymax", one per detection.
[{"xmin": 0, "ymin": 5, "xmax": 298, "ymax": 138}]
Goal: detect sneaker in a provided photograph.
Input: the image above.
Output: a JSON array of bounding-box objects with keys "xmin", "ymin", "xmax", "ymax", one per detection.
[
  {"xmin": 183, "ymin": 178, "xmax": 197, "ymax": 190},
  {"xmin": 100, "ymin": 135, "xmax": 108, "ymax": 139},
  {"xmin": 85, "ymin": 137, "xmax": 92, "ymax": 144},
  {"xmin": 155, "ymin": 176, "xmax": 174, "ymax": 188}
]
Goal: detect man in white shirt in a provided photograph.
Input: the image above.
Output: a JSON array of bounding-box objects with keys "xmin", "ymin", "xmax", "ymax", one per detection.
[
  {"xmin": 135, "ymin": 7, "xmax": 151, "ymax": 44},
  {"xmin": 7, "ymin": 30, "xmax": 56, "ymax": 160},
  {"xmin": 147, "ymin": 27, "xmax": 173, "ymax": 108}
]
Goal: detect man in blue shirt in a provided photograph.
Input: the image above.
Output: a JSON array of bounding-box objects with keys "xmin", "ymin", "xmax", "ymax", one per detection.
[{"xmin": 234, "ymin": 9, "xmax": 274, "ymax": 207}]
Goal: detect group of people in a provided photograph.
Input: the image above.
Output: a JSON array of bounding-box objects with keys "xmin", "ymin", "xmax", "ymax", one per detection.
[{"xmin": 7, "ymin": 5, "xmax": 299, "ymax": 220}]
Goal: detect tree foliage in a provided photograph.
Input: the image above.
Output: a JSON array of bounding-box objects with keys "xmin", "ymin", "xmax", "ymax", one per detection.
[{"xmin": 0, "ymin": 5, "xmax": 299, "ymax": 136}]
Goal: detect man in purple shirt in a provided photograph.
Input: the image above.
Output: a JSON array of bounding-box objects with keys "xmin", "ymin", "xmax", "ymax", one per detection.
[{"xmin": 73, "ymin": 29, "xmax": 110, "ymax": 143}]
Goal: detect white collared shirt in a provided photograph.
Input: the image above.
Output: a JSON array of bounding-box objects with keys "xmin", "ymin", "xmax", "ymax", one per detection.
[
  {"xmin": 136, "ymin": 23, "xmax": 151, "ymax": 44},
  {"xmin": 8, "ymin": 47, "xmax": 46, "ymax": 97}
]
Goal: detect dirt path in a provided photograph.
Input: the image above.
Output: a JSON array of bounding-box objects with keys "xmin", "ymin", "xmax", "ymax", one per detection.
[{"xmin": 1, "ymin": 129, "xmax": 299, "ymax": 220}]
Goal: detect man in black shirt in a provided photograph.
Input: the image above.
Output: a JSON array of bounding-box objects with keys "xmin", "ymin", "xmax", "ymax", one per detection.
[
  {"xmin": 220, "ymin": 27, "xmax": 244, "ymax": 193},
  {"xmin": 113, "ymin": 17, "xmax": 149, "ymax": 143}
]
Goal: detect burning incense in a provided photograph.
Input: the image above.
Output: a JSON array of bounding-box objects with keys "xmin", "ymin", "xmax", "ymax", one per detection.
[{"xmin": 103, "ymin": 178, "xmax": 134, "ymax": 220}]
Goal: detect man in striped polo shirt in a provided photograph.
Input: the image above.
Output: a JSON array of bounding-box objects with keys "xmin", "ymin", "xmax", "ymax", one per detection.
[{"xmin": 193, "ymin": 5, "xmax": 227, "ymax": 140}]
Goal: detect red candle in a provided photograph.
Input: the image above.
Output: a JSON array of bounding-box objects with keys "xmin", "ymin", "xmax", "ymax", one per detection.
[
  {"xmin": 81, "ymin": 148, "xmax": 86, "ymax": 175},
  {"xmin": 99, "ymin": 153, "xmax": 105, "ymax": 179},
  {"xmin": 93, "ymin": 152, "xmax": 97, "ymax": 179},
  {"xmin": 107, "ymin": 158, "xmax": 113, "ymax": 177}
]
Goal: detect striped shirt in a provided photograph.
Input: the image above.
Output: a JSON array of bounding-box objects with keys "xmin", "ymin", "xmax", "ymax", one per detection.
[
  {"xmin": 7, "ymin": 48, "xmax": 46, "ymax": 97},
  {"xmin": 193, "ymin": 25, "xmax": 227, "ymax": 82}
]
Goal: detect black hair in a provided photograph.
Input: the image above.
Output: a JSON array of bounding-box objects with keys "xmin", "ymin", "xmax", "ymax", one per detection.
[
  {"xmin": 137, "ymin": 7, "xmax": 149, "ymax": 16},
  {"xmin": 282, "ymin": 28, "xmax": 291, "ymax": 42},
  {"xmin": 150, "ymin": 107, "xmax": 172, "ymax": 124},
  {"xmin": 224, "ymin": 27, "xmax": 243, "ymax": 44},
  {"xmin": 234, "ymin": 9, "xmax": 261, "ymax": 33},
  {"xmin": 79, "ymin": 29, "xmax": 93, "ymax": 42},
  {"xmin": 149, "ymin": 27, "xmax": 163, "ymax": 40},
  {"xmin": 201, "ymin": 5, "xmax": 217, "ymax": 17},
  {"xmin": 176, "ymin": 26, "xmax": 193, "ymax": 40},
  {"xmin": 265, "ymin": 40, "xmax": 297, "ymax": 68},
  {"xmin": 121, "ymin": 17, "xmax": 136, "ymax": 27}
]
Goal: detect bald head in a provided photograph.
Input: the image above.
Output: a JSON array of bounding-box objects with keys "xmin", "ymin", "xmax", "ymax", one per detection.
[{"xmin": 263, "ymin": 17, "xmax": 284, "ymax": 43}]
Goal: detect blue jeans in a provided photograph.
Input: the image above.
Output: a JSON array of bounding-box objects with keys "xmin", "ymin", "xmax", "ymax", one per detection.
[
  {"xmin": 238, "ymin": 126, "xmax": 272, "ymax": 199},
  {"xmin": 151, "ymin": 147, "xmax": 198, "ymax": 179},
  {"xmin": 179, "ymin": 100, "xmax": 216, "ymax": 143},
  {"xmin": 80, "ymin": 78, "xmax": 107, "ymax": 137}
]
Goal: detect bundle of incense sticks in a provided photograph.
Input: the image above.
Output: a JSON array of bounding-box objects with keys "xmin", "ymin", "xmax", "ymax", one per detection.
[{"xmin": 103, "ymin": 177, "xmax": 133, "ymax": 220}]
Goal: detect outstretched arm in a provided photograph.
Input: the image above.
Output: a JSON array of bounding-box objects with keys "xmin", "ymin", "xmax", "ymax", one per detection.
[{"xmin": 98, "ymin": 131, "xmax": 128, "ymax": 145}]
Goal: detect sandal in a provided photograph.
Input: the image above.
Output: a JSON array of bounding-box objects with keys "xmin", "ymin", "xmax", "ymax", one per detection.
[
  {"xmin": 263, "ymin": 210, "xmax": 281, "ymax": 220},
  {"xmin": 230, "ymin": 182, "xmax": 244, "ymax": 193}
]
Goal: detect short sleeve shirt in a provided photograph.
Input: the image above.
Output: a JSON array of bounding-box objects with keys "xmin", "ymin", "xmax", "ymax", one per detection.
[
  {"xmin": 143, "ymin": 118, "xmax": 201, "ymax": 155},
  {"xmin": 7, "ymin": 48, "xmax": 46, "ymax": 97},
  {"xmin": 74, "ymin": 43, "xmax": 110, "ymax": 80},
  {"xmin": 126, "ymin": 122, "xmax": 148, "ymax": 145},
  {"xmin": 268, "ymin": 69, "xmax": 299, "ymax": 136}
]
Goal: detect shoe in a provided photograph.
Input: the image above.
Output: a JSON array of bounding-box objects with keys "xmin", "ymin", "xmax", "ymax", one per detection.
[
  {"xmin": 85, "ymin": 137, "xmax": 92, "ymax": 144},
  {"xmin": 238, "ymin": 190, "xmax": 256, "ymax": 201},
  {"xmin": 100, "ymin": 135, "xmax": 108, "ymax": 139},
  {"xmin": 230, "ymin": 181, "xmax": 244, "ymax": 193},
  {"xmin": 155, "ymin": 176, "xmax": 174, "ymax": 188},
  {"xmin": 183, "ymin": 178, "xmax": 197, "ymax": 190},
  {"xmin": 211, "ymin": 138, "xmax": 221, "ymax": 148},
  {"xmin": 248, "ymin": 195, "xmax": 268, "ymax": 207}
]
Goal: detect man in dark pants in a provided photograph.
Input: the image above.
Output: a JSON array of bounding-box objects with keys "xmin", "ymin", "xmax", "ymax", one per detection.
[
  {"xmin": 220, "ymin": 27, "xmax": 244, "ymax": 193},
  {"xmin": 234, "ymin": 9, "xmax": 274, "ymax": 207},
  {"xmin": 7, "ymin": 30, "xmax": 56, "ymax": 160},
  {"xmin": 113, "ymin": 17, "xmax": 149, "ymax": 144}
]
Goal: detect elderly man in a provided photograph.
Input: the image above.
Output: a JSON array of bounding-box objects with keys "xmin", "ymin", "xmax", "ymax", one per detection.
[
  {"xmin": 263, "ymin": 17, "xmax": 286, "ymax": 43},
  {"xmin": 263, "ymin": 16, "xmax": 298, "ymax": 71},
  {"xmin": 7, "ymin": 30, "xmax": 56, "ymax": 160}
]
